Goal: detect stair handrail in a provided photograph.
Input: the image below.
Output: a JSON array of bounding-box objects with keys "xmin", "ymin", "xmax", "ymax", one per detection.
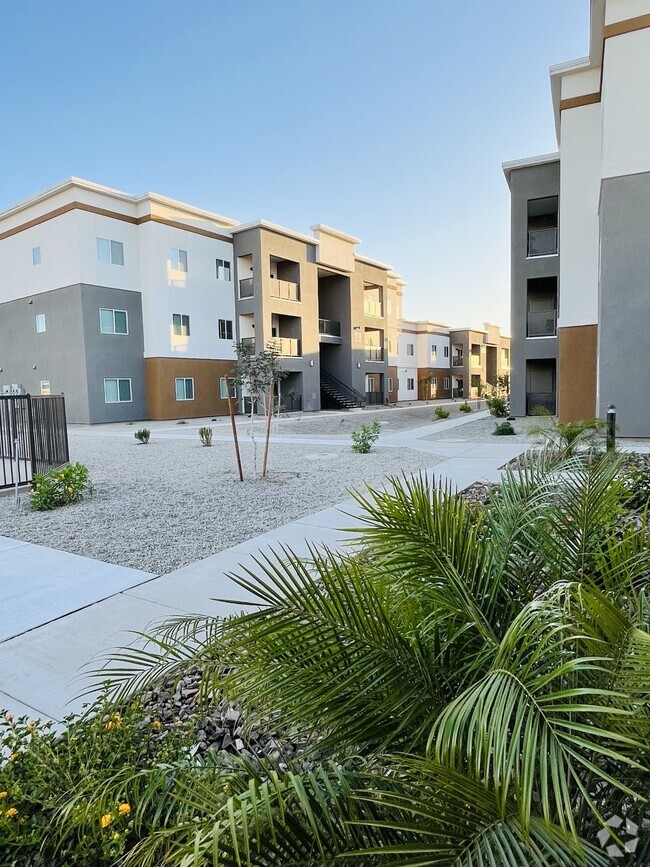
[{"xmin": 320, "ymin": 368, "xmax": 366, "ymax": 406}]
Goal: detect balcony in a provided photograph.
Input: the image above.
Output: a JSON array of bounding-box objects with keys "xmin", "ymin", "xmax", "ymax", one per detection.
[
  {"xmin": 527, "ymin": 227, "xmax": 557, "ymax": 257},
  {"xmin": 527, "ymin": 310, "xmax": 557, "ymax": 337},
  {"xmin": 452, "ymin": 387, "xmax": 464, "ymax": 398},
  {"xmin": 364, "ymin": 300, "xmax": 383, "ymax": 318},
  {"xmin": 365, "ymin": 346, "xmax": 384, "ymax": 361},
  {"xmin": 270, "ymin": 279, "xmax": 300, "ymax": 302},
  {"xmin": 527, "ymin": 392, "xmax": 556, "ymax": 415},
  {"xmin": 241, "ymin": 336, "xmax": 255, "ymax": 350},
  {"xmin": 271, "ymin": 337, "xmax": 301, "ymax": 357},
  {"xmin": 318, "ymin": 319, "xmax": 341, "ymax": 337},
  {"xmin": 365, "ymin": 391, "xmax": 384, "ymax": 405},
  {"xmin": 452, "ymin": 356, "xmax": 464, "ymax": 367},
  {"xmin": 239, "ymin": 278, "xmax": 254, "ymax": 299}
]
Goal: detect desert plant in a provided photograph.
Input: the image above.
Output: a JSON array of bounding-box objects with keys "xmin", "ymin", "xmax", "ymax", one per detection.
[
  {"xmin": 30, "ymin": 462, "xmax": 90, "ymax": 511},
  {"xmin": 134, "ymin": 428, "xmax": 150, "ymax": 444},
  {"xmin": 529, "ymin": 417, "xmax": 606, "ymax": 458},
  {"xmin": 351, "ymin": 420, "xmax": 381, "ymax": 453},
  {"xmin": 485, "ymin": 394, "xmax": 509, "ymax": 417},
  {"xmin": 530, "ymin": 403, "xmax": 553, "ymax": 417},
  {"xmin": 176, "ymin": 419, "xmax": 187, "ymax": 425},
  {"xmin": 81, "ymin": 451, "xmax": 650, "ymax": 866},
  {"xmin": 493, "ymin": 420, "xmax": 516, "ymax": 436},
  {"xmin": 458, "ymin": 402, "xmax": 472, "ymax": 413},
  {"xmin": 198, "ymin": 426, "xmax": 213, "ymax": 447},
  {"xmin": 434, "ymin": 406, "xmax": 450, "ymax": 419}
]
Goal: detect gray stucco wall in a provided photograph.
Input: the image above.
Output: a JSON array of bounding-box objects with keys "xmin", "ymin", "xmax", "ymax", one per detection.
[
  {"xmin": 0, "ymin": 284, "xmax": 145, "ymax": 424},
  {"xmin": 507, "ymin": 161, "xmax": 560, "ymax": 416},
  {"xmin": 598, "ymin": 173, "xmax": 650, "ymax": 436}
]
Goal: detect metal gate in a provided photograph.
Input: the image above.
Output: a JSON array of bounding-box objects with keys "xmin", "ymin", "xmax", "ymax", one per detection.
[{"xmin": 0, "ymin": 395, "xmax": 69, "ymax": 489}]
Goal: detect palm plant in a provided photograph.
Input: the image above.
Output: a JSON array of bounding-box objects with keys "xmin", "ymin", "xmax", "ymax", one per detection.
[{"xmin": 55, "ymin": 449, "xmax": 649, "ymax": 865}]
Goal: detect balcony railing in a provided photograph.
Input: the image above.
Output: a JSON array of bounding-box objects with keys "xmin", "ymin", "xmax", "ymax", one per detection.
[
  {"xmin": 271, "ymin": 337, "xmax": 301, "ymax": 357},
  {"xmin": 270, "ymin": 279, "xmax": 300, "ymax": 301},
  {"xmin": 527, "ymin": 392, "xmax": 556, "ymax": 415},
  {"xmin": 364, "ymin": 300, "xmax": 383, "ymax": 318},
  {"xmin": 318, "ymin": 318, "xmax": 341, "ymax": 337},
  {"xmin": 452, "ymin": 356, "xmax": 464, "ymax": 367},
  {"xmin": 527, "ymin": 227, "xmax": 558, "ymax": 257},
  {"xmin": 365, "ymin": 391, "xmax": 384, "ymax": 405},
  {"xmin": 365, "ymin": 347, "xmax": 384, "ymax": 361},
  {"xmin": 280, "ymin": 394, "xmax": 302, "ymax": 412},
  {"xmin": 452, "ymin": 387, "xmax": 464, "ymax": 398},
  {"xmin": 470, "ymin": 355, "xmax": 481, "ymax": 367},
  {"xmin": 239, "ymin": 278, "xmax": 254, "ymax": 299},
  {"xmin": 527, "ymin": 310, "xmax": 557, "ymax": 337},
  {"xmin": 241, "ymin": 336, "xmax": 255, "ymax": 350}
]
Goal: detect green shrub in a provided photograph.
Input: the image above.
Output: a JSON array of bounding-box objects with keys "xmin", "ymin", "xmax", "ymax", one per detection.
[
  {"xmin": 458, "ymin": 402, "xmax": 472, "ymax": 413},
  {"xmin": 30, "ymin": 462, "xmax": 90, "ymax": 511},
  {"xmin": 434, "ymin": 407, "xmax": 450, "ymax": 420},
  {"xmin": 134, "ymin": 429, "xmax": 151, "ymax": 444},
  {"xmin": 530, "ymin": 404, "xmax": 552, "ymax": 417},
  {"xmin": 198, "ymin": 426, "xmax": 213, "ymax": 447},
  {"xmin": 493, "ymin": 421, "xmax": 515, "ymax": 436},
  {"xmin": 485, "ymin": 395, "xmax": 508, "ymax": 417},
  {"xmin": 351, "ymin": 420, "xmax": 381, "ymax": 453},
  {"xmin": 529, "ymin": 418, "xmax": 605, "ymax": 458}
]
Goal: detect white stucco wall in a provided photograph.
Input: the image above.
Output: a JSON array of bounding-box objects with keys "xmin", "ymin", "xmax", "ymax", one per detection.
[{"xmin": 604, "ymin": 0, "xmax": 650, "ymax": 25}]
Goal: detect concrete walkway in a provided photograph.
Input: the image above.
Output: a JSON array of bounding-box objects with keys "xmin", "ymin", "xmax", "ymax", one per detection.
[{"xmin": 0, "ymin": 412, "xmax": 528, "ymax": 723}]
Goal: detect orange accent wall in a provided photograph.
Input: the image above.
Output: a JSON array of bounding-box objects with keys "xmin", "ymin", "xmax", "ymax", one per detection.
[
  {"xmin": 558, "ymin": 325, "xmax": 598, "ymax": 422},
  {"xmin": 145, "ymin": 357, "xmax": 236, "ymax": 420}
]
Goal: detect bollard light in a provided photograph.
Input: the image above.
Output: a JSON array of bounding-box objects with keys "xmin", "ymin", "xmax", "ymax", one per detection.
[{"xmin": 606, "ymin": 404, "xmax": 616, "ymax": 452}]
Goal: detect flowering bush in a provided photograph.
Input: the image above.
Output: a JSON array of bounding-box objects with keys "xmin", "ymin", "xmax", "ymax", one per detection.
[{"xmin": 29, "ymin": 462, "xmax": 90, "ymax": 511}]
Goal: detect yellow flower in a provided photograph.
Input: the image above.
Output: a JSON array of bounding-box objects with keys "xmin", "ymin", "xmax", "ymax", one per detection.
[
  {"xmin": 6, "ymin": 807, "xmax": 18, "ymax": 819},
  {"xmin": 67, "ymin": 487, "xmax": 73, "ymax": 494},
  {"xmin": 0, "ymin": 792, "xmax": 7, "ymax": 799},
  {"xmin": 100, "ymin": 813, "xmax": 113, "ymax": 828},
  {"xmin": 151, "ymin": 720, "xmax": 161, "ymax": 731},
  {"xmin": 8, "ymin": 752, "xmax": 19, "ymax": 762},
  {"xmin": 118, "ymin": 803, "xmax": 131, "ymax": 816},
  {"xmin": 105, "ymin": 713, "xmax": 122, "ymax": 730}
]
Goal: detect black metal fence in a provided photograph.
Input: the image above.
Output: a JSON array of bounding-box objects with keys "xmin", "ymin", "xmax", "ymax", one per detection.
[{"xmin": 0, "ymin": 395, "xmax": 69, "ymax": 489}]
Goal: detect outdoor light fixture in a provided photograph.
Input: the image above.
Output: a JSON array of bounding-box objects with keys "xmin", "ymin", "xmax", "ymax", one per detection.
[
  {"xmin": 357, "ymin": 362, "xmax": 361, "ymax": 368},
  {"xmin": 309, "ymin": 360, "xmax": 314, "ymax": 366}
]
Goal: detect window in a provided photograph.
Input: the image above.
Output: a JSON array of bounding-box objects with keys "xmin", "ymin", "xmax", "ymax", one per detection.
[
  {"xmin": 104, "ymin": 378, "xmax": 132, "ymax": 403},
  {"xmin": 40, "ymin": 380, "xmax": 51, "ymax": 395},
  {"xmin": 431, "ymin": 344, "xmax": 437, "ymax": 359},
  {"xmin": 406, "ymin": 343, "xmax": 414, "ymax": 356},
  {"xmin": 431, "ymin": 377, "xmax": 438, "ymax": 390},
  {"xmin": 172, "ymin": 314, "xmax": 190, "ymax": 337},
  {"xmin": 100, "ymin": 308, "xmax": 128, "ymax": 334},
  {"xmin": 444, "ymin": 346, "xmax": 449, "ymax": 358},
  {"xmin": 407, "ymin": 378, "xmax": 415, "ymax": 391},
  {"xmin": 218, "ymin": 319, "xmax": 233, "ymax": 340},
  {"xmin": 32, "ymin": 246, "xmax": 41, "ymax": 265},
  {"xmin": 170, "ymin": 248, "xmax": 188, "ymax": 272},
  {"xmin": 175, "ymin": 377, "xmax": 194, "ymax": 400},
  {"xmin": 443, "ymin": 377, "xmax": 450, "ymax": 390},
  {"xmin": 216, "ymin": 259, "xmax": 231, "ymax": 281},
  {"xmin": 97, "ymin": 238, "xmax": 124, "ymax": 265},
  {"xmin": 387, "ymin": 376, "xmax": 394, "ymax": 393},
  {"xmin": 220, "ymin": 376, "xmax": 237, "ymax": 399},
  {"xmin": 35, "ymin": 314, "xmax": 46, "ymax": 333}
]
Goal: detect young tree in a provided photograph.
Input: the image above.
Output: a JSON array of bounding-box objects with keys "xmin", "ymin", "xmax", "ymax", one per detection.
[{"xmin": 232, "ymin": 341, "xmax": 285, "ymax": 478}]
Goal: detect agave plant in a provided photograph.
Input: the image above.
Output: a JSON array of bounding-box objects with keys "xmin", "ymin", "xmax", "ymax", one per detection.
[{"xmin": 54, "ymin": 449, "xmax": 649, "ymax": 865}]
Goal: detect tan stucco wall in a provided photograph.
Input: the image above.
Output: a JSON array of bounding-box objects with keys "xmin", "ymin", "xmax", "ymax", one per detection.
[
  {"xmin": 558, "ymin": 324, "xmax": 598, "ymax": 421},
  {"xmin": 145, "ymin": 357, "xmax": 235, "ymax": 420}
]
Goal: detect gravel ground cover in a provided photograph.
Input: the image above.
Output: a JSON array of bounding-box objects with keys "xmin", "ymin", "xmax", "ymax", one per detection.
[
  {"xmin": 0, "ymin": 433, "xmax": 440, "ymax": 573},
  {"xmin": 423, "ymin": 415, "xmax": 552, "ymax": 443}
]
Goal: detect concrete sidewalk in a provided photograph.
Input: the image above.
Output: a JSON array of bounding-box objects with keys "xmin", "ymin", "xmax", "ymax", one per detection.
[{"xmin": 0, "ymin": 413, "xmax": 528, "ymax": 723}]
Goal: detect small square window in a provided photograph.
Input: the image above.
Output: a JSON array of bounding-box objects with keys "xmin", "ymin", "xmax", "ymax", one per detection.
[
  {"xmin": 110, "ymin": 240, "xmax": 124, "ymax": 266},
  {"xmin": 172, "ymin": 314, "xmax": 190, "ymax": 337},
  {"xmin": 104, "ymin": 378, "xmax": 132, "ymax": 403},
  {"xmin": 35, "ymin": 313, "xmax": 46, "ymax": 333},
  {"xmin": 218, "ymin": 319, "xmax": 233, "ymax": 340},
  {"xmin": 444, "ymin": 346, "xmax": 449, "ymax": 358},
  {"xmin": 175, "ymin": 377, "xmax": 194, "ymax": 400},
  {"xmin": 40, "ymin": 380, "xmax": 51, "ymax": 395},
  {"xmin": 444, "ymin": 377, "xmax": 450, "ymax": 389},
  {"xmin": 97, "ymin": 238, "xmax": 124, "ymax": 265},
  {"xmin": 100, "ymin": 308, "xmax": 129, "ymax": 334},
  {"xmin": 406, "ymin": 344, "xmax": 414, "ymax": 356},
  {"xmin": 32, "ymin": 247, "xmax": 41, "ymax": 265},
  {"xmin": 170, "ymin": 248, "xmax": 188, "ymax": 272},
  {"xmin": 216, "ymin": 259, "xmax": 231, "ymax": 281},
  {"xmin": 220, "ymin": 377, "xmax": 237, "ymax": 399}
]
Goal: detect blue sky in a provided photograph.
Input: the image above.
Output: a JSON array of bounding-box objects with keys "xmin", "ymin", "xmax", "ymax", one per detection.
[{"xmin": 0, "ymin": 0, "xmax": 590, "ymax": 331}]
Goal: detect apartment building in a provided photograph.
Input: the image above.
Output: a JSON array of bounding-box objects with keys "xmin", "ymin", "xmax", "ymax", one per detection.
[
  {"xmin": 503, "ymin": 0, "xmax": 650, "ymax": 435},
  {"xmin": 0, "ymin": 178, "xmax": 401, "ymax": 422},
  {"xmin": 394, "ymin": 321, "xmax": 509, "ymax": 402}
]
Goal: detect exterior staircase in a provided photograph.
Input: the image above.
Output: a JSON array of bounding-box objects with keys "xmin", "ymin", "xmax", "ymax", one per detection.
[{"xmin": 320, "ymin": 369, "xmax": 366, "ymax": 409}]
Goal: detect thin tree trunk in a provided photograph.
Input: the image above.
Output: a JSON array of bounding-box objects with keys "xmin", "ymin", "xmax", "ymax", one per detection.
[
  {"xmin": 262, "ymin": 382, "xmax": 274, "ymax": 478},
  {"xmin": 226, "ymin": 382, "xmax": 244, "ymax": 482}
]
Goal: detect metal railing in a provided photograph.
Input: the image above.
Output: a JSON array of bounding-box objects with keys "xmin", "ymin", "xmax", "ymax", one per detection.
[
  {"xmin": 280, "ymin": 394, "xmax": 302, "ymax": 412},
  {"xmin": 271, "ymin": 337, "xmax": 301, "ymax": 357},
  {"xmin": 365, "ymin": 391, "xmax": 384, "ymax": 405},
  {"xmin": 365, "ymin": 347, "xmax": 384, "ymax": 361},
  {"xmin": 364, "ymin": 300, "xmax": 383, "ymax": 318},
  {"xmin": 0, "ymin": 394, "xmax": 69, "ymax": 489},
  {"xmin": 527, "ymin": 227, "xmax": 557, "ymax": 257},
  {"xmin": 241, "ymin": 336, "xmax": 255, "ymax": 350},
  {"xmin": 239, "ymin": 278, "xmax": 254, "ymax": 298},
  {"xmin": 270, "ymin": 279, "xmax": 300, "ymax": 301},
  {"xmin": 318, "ymin": 318, "xmax": 341, "ymax": 337},
  {"xmin": 527, "ymin": 310, "xmax": 557, "ymax": 337},
  {"xmin": 320, "ymin": 369, "xmax": 366, "ymax": 407},
  {"xmin": 452, "ymin": 356, "xmax": 464, "ymax": 367},
  {"xmin": 452, "ymin": 388, "xmax": 464, "ymax": 398},
  {"xmin": 527, "ymin": 392, "xmax": 556, "ymax": 414}
]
